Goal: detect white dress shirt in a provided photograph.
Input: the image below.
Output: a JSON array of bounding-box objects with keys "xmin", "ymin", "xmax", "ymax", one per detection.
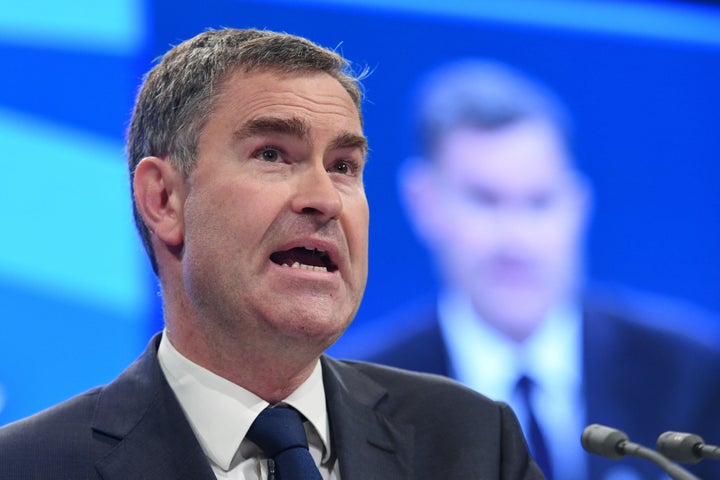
[
  {"xmin": 437, "ymin": 291, "xmax": 587, "ymax": 480},
  {"xmin": 157, "ymin": 332, "xmax": 340, "ymax": 479}
]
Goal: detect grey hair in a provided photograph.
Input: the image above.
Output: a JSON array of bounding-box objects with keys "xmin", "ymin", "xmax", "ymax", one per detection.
[
  {"xmin": 412, "ymin": 59, "xmax": 572, "ymax": 159},
  {"xmin": 127, "ymin": 28, "xmax": 366, "ymax": 274}
]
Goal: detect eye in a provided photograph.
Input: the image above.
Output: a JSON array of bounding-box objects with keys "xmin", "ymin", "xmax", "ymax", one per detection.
[
  {"xmin": 253, "ymin": 147, "xmax": 283, "ymax": 162},
  {"xmin": 329, "ymin": 159, "xmax": 360, "ymax": 176},
  {"xmin": 527, "ymin": 191, "xmax": 558, "ymax": 211},
  {"xmin": 466, "ymin": 188, "xmax": 498, "ymax": 207}
]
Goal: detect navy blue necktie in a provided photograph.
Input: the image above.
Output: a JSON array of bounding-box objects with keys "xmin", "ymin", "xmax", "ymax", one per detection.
[
  {"xmin": 516, "ymin": 375, "xmax": 553, "ymax": 480},
  {"xmin": 246, "ymin": 406, "xmax": 323, "ymax": 480}
]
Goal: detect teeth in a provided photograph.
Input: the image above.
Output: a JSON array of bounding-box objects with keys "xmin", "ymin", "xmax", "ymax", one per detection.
[{"xmin": 282, "ymin": 261, "xmax": 328, "ymax": 272}]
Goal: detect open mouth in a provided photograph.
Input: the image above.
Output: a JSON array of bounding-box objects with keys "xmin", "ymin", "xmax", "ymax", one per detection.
[{"xmin": 270, "ymin": 247, "xmax": 338, "ymax": 273}]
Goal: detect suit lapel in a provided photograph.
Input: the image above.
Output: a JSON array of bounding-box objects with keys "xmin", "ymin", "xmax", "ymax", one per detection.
[
  {"xmin": 90, "ymin": 337, "xmax": 415, "ymax": 479},
  {"xmin": 321, "ymin": 356, "xmax": 413, "ymax": 480},
  {"xmin": 91, "ymin": 334, "xmax": 215, "ymax": 480}
]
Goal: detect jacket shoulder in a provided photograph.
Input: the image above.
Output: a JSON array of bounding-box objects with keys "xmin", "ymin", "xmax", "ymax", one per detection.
[
  {"xmin": 324, "ymin": 358, "xmax": 543, "ymax": 479},
  {"xmin": 0, "ymin": 386, "xmax": 108, "ymax": 478},
  {"xmin": 0, "ymin": 385, "xmax": 101, "ymax": 438},
  {"xmin": 330, "ymin": 357, "xmax": 505, "ymax": 424}
]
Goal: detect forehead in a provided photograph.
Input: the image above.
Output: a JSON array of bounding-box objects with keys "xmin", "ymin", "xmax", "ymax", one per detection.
[
  {"xmin": 436, "ymin": 119, "xmax": 572, "ymax": 187},
  {"xmin": 210, "ymin": 69, "xmax": 362, "ymax": 132}
]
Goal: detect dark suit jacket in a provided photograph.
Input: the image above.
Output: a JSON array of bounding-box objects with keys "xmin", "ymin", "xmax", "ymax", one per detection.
[
  {"xmin": 0, "ymin": 333, "xmax": 543, "ymax": 479},
  {"xmin": 350, "ymin": 292, "xmax": 720, "ymax": 480}
]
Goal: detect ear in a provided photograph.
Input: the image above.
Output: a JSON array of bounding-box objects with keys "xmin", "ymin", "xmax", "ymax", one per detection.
[
  {"xmin": 397, "ymin": 156, "xmax": 445, "ymax": 246},
  {"xmin": 133, "ymin": 156, "xmax": 185, "ymax": 247}
]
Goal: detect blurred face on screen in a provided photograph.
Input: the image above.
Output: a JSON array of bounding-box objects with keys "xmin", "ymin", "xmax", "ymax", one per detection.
[{"xmin": 404, "ymin": 119, "xmax": 589, "ymax": 342}]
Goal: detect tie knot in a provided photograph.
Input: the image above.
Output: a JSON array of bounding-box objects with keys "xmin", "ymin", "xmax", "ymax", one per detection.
[
  {"xmin": 515, "ymin": 374, "xmax": 535, "ymax": 398},
  {"xmin": 247, "ymin": 407, "xmax": 309, "ymax": 458}
]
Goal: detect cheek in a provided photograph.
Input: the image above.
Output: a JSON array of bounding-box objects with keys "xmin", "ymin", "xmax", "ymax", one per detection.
[
  {"xmin": 349, "ymin": 201, "xmax": 370, "ymax": 259},
  {"xmin": 540, "ymin": 210, "xmax": 584, "ymax": 252},
  {"xmin": 185, "ymin": 189, "xmax": 232, "ymax": 243},
  {"xmin": 183, "ymin": 183, "xmax": 264, "ymax": 263},
  {"xmin": 438, "ymin": 212, "xmax": 496, "ymax": 258},
  {"xmin": 181, "ymin": 201, "xmax": 230, "ymax": 285}
]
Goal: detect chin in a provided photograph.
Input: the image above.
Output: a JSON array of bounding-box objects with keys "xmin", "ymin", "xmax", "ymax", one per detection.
[
  {"xmin": 276, "ymin": 308, "xmax": 352, "ymax": 343},
  {"xmin": 498, "ymin": 301, "xmax": 550, "ymax": 325},
  {"xmin": 479, "ymin": 287, "xmax": 549, "ymax": 317}
]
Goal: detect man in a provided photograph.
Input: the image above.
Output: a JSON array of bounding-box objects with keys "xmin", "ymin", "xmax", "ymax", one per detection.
[
  {"xmin": 346, "ymin": 59, "xmax": 720, "ymax": 480},
  {"xmin": 0, "ymin": 30, "xmax": 542, "ymax": 479}
]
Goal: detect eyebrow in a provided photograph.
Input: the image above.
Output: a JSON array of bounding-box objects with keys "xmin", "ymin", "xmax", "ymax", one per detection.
[
  {"xmin": 234, "ymin": 115, "xmax": 367, "ymax": 157},
  {"xmin": 329, "ymin": 131, "xmax": 368, "ymax": 157},
  {"xmin": 234, "ymin": 116, "xmax": 309, "ymax": 141}
]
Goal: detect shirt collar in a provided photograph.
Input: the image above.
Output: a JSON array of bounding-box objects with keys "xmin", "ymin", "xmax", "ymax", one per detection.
[
  {"xmin": 437, "ymin": 290, "xmax": 581, "ymax": 401},
  {"xmin": 157, "ymin": 331, "xmax": 332, "ymax": 471}
]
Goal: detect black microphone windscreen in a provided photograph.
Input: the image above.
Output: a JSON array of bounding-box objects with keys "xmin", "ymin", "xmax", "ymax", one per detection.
[
  {"xmin": 657, "ymin": 431, "xmax": 703, "ymax": 464},
  {"xmin": 582, "ymin": 424, "xmax": 629, "ymax": 460}
]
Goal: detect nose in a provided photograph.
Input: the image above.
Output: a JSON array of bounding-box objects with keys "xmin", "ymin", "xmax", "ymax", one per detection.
[
  {"xmin": 494, "ymin": 207, "xmax": 538, "ymax": 251},
  {"xmin": 291, "ymin": 163, "xmax": 343, "ymax": 219}
]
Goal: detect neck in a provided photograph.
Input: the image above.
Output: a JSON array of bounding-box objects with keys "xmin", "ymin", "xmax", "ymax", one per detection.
[
  {"xmin": 159, "ymin": 283, "xmax": 323, "ymax": 404},
  {"xmin": 165, "ymin": 324, "xmax": 320, "ymax": 403}
]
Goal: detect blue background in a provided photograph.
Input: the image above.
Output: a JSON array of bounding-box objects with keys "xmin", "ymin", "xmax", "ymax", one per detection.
[{"xmin": 1, "ymin": 0, "xmax": 719, "ymax": 424}]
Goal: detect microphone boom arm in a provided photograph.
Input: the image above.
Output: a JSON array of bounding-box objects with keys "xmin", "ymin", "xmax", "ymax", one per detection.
[
  {"xmin": 621, "ymin": 440, "xmax": 701, "ymax": 480},
  {"xmin": 582, "ymin": 424, "xmax": 701, "ymax": 480}
]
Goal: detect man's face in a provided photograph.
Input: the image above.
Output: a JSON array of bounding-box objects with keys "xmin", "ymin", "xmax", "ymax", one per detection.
[
  {"xmin": 417, "ymin": 119, "xmax": 588, "ymax": 339},
  {"xmin": 179, "ymin": 70, "xmax": 369, "ymax": 350}
]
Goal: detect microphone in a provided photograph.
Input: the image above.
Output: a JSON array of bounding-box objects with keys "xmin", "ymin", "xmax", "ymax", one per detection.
[
  {"xmin": 582, "ymin": 424, "xmax": 701, "ymax": 480},
  {"xmin": 657, "ymin": 431, "xmax": 720, "ymax": 463}
]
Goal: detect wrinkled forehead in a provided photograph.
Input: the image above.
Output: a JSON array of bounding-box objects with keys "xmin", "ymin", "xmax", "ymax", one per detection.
[
  {"xmin": 194, "ymin": 69, "xmax": 365, "ymax": 166},
  {"xmin": 215, "ymin": 66, "xmax": 363, "ymax": 121},
  {"xmin": 209, "ymin": 67, "xmax": 363, "ymax": 130}
]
